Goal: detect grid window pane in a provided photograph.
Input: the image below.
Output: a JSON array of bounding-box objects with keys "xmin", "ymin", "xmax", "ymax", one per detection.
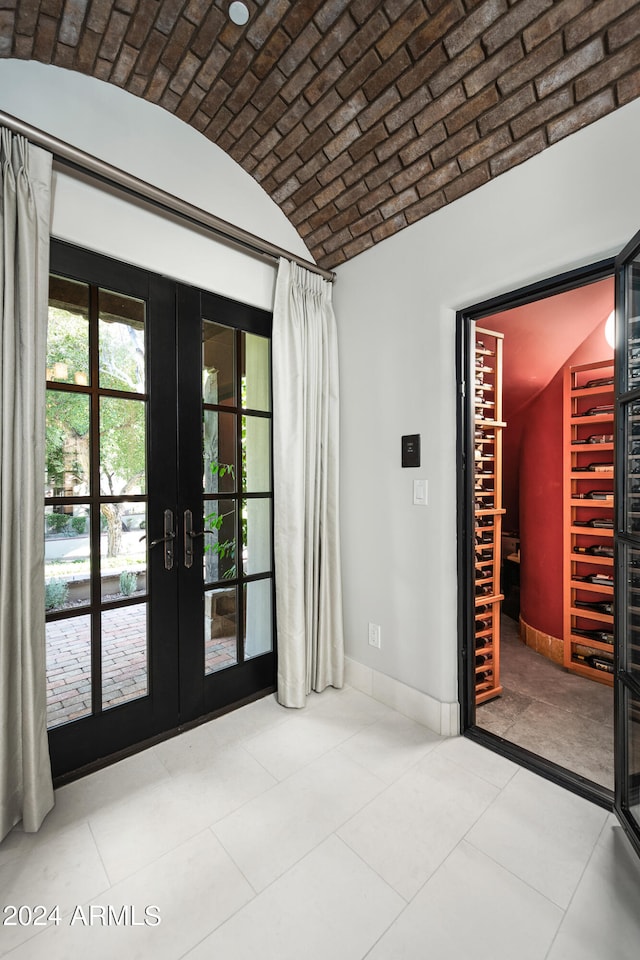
[
  {"xmin": 102, "ymin": 603, "xmax": 149, "ymax": 709},
  {"xmin": 46, "ymin": 615, "xmax": 92, "ymax": 728},
  {"xmin": 205, "ymin": 587, "xmax": 238, "ymax": 674},
  {"xmin": 99, "ymin": 289, "xmax": 146, "ymax": 393}
]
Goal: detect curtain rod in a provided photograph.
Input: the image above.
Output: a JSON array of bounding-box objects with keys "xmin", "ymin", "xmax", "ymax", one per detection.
[{"xmin": 0, "ymin": 109, "xmax": 336, "ymax": 283}]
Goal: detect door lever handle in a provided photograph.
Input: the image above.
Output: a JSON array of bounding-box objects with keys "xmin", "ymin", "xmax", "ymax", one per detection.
[
  {"xmin": 183, "ymin": 509, "xmax": 204, "ymax": 568},
  {"xmin": 149, "ymin": 509, "xmax": 175, "ymax": 570}
]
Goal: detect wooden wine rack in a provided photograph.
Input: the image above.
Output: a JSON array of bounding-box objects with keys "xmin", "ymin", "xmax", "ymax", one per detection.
[
  {"xmin": 474, "ymin": 327, "xmax": 505, "ymax": 704},
  {"xmin": 563, "ymin": 358, "xmax": 615, "ymax": 686}
]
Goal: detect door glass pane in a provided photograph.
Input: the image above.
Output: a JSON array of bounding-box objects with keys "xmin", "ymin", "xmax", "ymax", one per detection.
[
  {"xmin": 99, "ymin": 397, "xmax": 146, "ymax": 494},
  {"xmin": 242, "ymin": 332, "xmax": 270, "ymax": 412},
  {"xmin": 46, "ymin": 614, "xmax": 92, "ymax": 728},
  {"xmin": 45, "ymin": 505, "xmax": 91, "ymax": 611},
  {"xmin": 243, "ymin": 498, "xmax": 271, "ymax": 576},
  {"xmin": 102, "ymin": 603, "xmax": 148, "ymax": 709},
  {"xmin": 47, "ymin": 276, "xmax": 90, "ymax": 385},
  {"xmin": 99, "ymin": 289, "xmax": 146, "ymax": 392},
  {"xmin": 244, "ymin": 578, "xmax": 272, "ymax": 660},
  {"xmin": 45, "ymin": 391, "xmax": 90, "ymax": 497},
  {"xmin": 626, "ymin": 258, "xmax": 640, "ymax": 392},
  {"xmin": 626, "ymin": 400, "xmax": 640, "ymax": 534},
  {"xmin": 101, "ymin": 504, "xmax": 147, "ymax": 600},
  {"xmin": 203, "ymin": 499, "xmax": 236, "ymax": 584},
  {"xmin": 205, "ymin": 586, "xmax": 238, "ymax": 674},
  {"xmin": 203, "ymin": 321, "xmax": 235, "ymax": 407},
  {"xmin": 204, "ymin": 410, "xmax": 236, "ymax": 494},
  {"xmin": 625, "ymin": 686, "xmax": 640, "ymax": 832},
  {"xmin": 242, "ymin": 415, "xmax": 270, "ymax": 492}
]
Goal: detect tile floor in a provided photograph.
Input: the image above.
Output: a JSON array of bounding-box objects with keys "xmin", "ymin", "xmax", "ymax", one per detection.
[
  {"xmin": 477, "ymin": 616, "xmax": 615, "ymax": 789},
  {"xmin": 1, "ymin": 685, "xmax": 639, "ymax": 960}
]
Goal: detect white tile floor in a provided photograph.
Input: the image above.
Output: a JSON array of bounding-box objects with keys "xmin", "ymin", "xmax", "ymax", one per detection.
[{"xmin": 1, "ymin": 686, "xmax": 639, "ymax": 960}]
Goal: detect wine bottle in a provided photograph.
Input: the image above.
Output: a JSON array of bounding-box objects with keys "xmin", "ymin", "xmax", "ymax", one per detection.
[
  {"xmin": 573, "ymin": 434, "xmax": 614, "ymax": 444},
  {"xmin": 584, "ymin": 404, "xmax": 614, "ymax": 416},
  {"xmin": 574, "ymin": 599, "xmax": 614, "ymax": 615},
  {"xmin": 572, "ymin": 627, "xmax": 614, "ymax": 644},
  {"xmin": 575, "ymin": 573, "xmax": 614, "ymax": 586},
  {"xmin": 573, "ymin": 490, "xmax": 613, "ymax": 500},
  {"xmin": 585, "ymin": 376, "xmax": 614, "ymax": 387},
  {"xmin": 573, "ymin": 463, "xmax": 612, "ymax": 472},
  {"xmin": 573, "ymin": 544, "xmax": 614, "ymax": 558},
  {"xmin": 475, "ymin": 620, "xmax": 490, "ymax": 632},
  {"xmin": 475, "ymin": 670, "xmax": 490, "ymax": 684},
  {"xmin": 573, "ymin": 653, "xmax": 614, "ymax": 673},
  {"xmin": 475, "ymin": 654, "xmax": 491, "ymax": 666},
  {"xmin": 573, "ymin": 518, "xmax": 613, "ymax": 528}
]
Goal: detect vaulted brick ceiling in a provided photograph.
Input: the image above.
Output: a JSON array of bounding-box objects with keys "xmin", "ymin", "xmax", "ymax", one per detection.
[{"xmin": 2, "ymin": 1, "xmax": 639, "ymax": 268}]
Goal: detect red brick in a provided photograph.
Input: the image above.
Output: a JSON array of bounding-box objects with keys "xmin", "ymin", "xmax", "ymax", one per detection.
[
  {"xmin": 246, "ymin": 0, "xmax": 290, "ymax": 49},
  {"xmin": 386, "ymin": 84, "xmax": 434, "ymax": 134},
  {"xmin": 547, "ymin": 88, "xmax": 615, "ymax": 142},
  {"xmin": 498, "ymin": 33, "xmax": 563, "ymax": 95},
  {"xmin": 373, "ymin": 210, "xmax": 410, "ymax": 240},
  {"xmin": 376, "ymin": 0, "xmax": 430, "ymax": 59},
  {"xmin": 576, "ymin": 37, "xmax": 640, "ymax": 101},
  {"xmin": 428, "ymin": 40, "xmax": 485, "ymax": 97},
  {"xmin": 608, "ymin": 6, "xmax": 640, "ymax": 50},
  {"xmin": 397, "ymin": 42, "xmax": 449, "ymax": 97},
  {"xmin": 509, "ymin": 87, "xmax": 573, "ymax": 138},
  {"xmin": 375, "ymin": 120, "xmax": 416, "ymax": 162},
  {"xmin": 522, "ymin": 0, "xmax": 591, "ymax": 51},
  {"xmin": 405, "ymin": 189, "xmax": 447, "ymax": 223},
  {"xmin": 363, "ymin": 46, "xmax": 412, "ymax": 101},
  {"xmin": 408, "ymin": 0, "xmax": 465, "ymax": 58},
  {"xmin": 414, "ymin": 83, "xmax": 467, "ymax": 136},
  {"xmin": 444, "ymin": 0, "xmax": 507, "ymax": 57},
  {"xmin": 335, "ymin": 47, "xmax": 382, "ymax": 100},
  {"xmin": 252, "ymin": 28, "xmax": 290, "ymax": 80},
  {"xmin": 458, "ymin": 124, "xmax": 512, "ymax": 170},
  {"xmin": 483, "ymin": 0, "xmax": 554, "ymax": 56},
  {"xmin": 445, "ymin": 83, "xmax": 500, "ymax": 134},
  {"xmin": 391, "ymin": 155, "xmax": 433, "ymax": 193},
  {"xmin": 431, "ymin": 122, "xmax": 479, "ymax": 166},
  {"xmin": 380, "ymin": 186, "xmax": 420, "ymax": 218},
  {"xmin": 311, "ymin": 10, "xmax": 358, "ymax": 68},
  {"xmin": 618, "ymin": 66, "xmax": 640, "ymax": 104},
  {"xmin": 324, "ymin": 120, "xmax": 361, "ymax": 160},
  {"xmin": 356, "ymin": 179, "xmax": 395, "ymax": 215},
  {"xmin": 535, "ymin": 37, "xmax": 605, "ymax": 98},
  {"xmin": 463, "ymin": 36, "xmax": 524, "ymax": 96},
  {"xmin": 327, "ymin": 90, "xmax": 367, "ymax": 133},
  {"xmin": 565, "ymin": 0, "xmax": 634, "ymax": 50},
  {"xmin": 418, "ymin": 160, "xmax": 460, "ymax": 199},
  {"xmin": 444, "ymin": 162, "xmax": 490, "ymax": 201},
  {"xmin": 359, "ymin": 86, "xmax": 402, "ymax": 131},
  {"xmin": 399, "ymin": 120, "xmax": 448, "ymax": 163},
  {"xmin": 341, "ymin": 8, "xmax": 390, "ymax": 67},
  {"xmin": 59, "ymin": 0, "xmax": 89, "ymax": 46}
]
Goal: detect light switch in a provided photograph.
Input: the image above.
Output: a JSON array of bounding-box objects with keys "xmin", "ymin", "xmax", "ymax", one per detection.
[{"xmin": 413, "ymin": 479, "xmax": 427, "ymax": 505}]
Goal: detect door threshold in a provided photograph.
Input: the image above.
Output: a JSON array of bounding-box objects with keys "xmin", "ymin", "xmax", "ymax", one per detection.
[
  {"xmin": 52, "ymin": 685, "xmax": 276, "ymax": 789},
  {"xmin": 465, "ymin": 725, "xmax": 614, "ymax": 812}
]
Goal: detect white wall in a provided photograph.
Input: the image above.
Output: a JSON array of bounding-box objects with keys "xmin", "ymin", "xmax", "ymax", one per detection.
[
  {"xmin": 0, "ymin": 60, "xmax": 313, "ymax": 309},
  {"xmin": 334, "ymin": 97, "xmax": 640, "ymax": 708}
]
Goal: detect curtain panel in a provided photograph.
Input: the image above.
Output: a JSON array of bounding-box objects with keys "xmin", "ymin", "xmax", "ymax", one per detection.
[
  {"xmin": 273, "ymin": 258, "xmax": 344, "ymax": 708},
  {"xmin": 0, "ymin": 130, "xmax": 54, "ymax": 841}
]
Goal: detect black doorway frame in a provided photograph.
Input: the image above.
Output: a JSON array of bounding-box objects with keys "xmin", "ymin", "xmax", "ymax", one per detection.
[{"xmin": 456, "ymin": 256, "xmax": 615, "ymax": 812}]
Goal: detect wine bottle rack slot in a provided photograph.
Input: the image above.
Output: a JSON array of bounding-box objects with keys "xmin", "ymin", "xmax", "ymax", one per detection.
[
  {"xmin": 563, "ymin": 358, "xmax": 615, "ymax": 686},
  {"xmin": 473, "ymin": 327, "xmax": 505, "ymax": 705}
]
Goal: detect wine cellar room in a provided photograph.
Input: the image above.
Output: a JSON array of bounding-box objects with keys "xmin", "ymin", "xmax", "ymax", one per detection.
[{"xmin": 471, "ymin": 274, "xmax": 616, "ymax": 791}]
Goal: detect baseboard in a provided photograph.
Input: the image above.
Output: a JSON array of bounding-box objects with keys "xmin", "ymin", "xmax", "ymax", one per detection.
[{"xmin": 344, "ymin": 656, "xmax": 460, "ymax": 737}]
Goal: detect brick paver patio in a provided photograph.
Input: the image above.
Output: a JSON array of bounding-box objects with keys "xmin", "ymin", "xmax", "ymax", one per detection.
[{"xmin": 46, "ymin": 607, "xmax": 236, "ymax": 728}]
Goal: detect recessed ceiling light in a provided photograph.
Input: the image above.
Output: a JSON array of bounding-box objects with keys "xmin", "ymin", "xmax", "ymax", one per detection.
[{"xmin": 229, "ymin": 2, "xmax": 249, "ymax": 25}]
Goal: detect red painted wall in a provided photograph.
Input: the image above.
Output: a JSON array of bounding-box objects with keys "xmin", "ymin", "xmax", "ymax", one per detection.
[{"xmin": 519, "ymin": 319, "xmax": 613, "ymax": 639}]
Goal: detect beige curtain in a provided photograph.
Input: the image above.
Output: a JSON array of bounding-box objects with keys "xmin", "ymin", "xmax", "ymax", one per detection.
[
  {"xmin": 0, "ymin": 129, "xmax": 54, "ymax": 840},
  {"xmin": 273, "ymin": 259, "xmax": 344, "ymax": 708}
]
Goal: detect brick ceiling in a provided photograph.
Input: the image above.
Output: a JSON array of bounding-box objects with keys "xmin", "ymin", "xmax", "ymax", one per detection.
[{"xmin": 2, "ymin": 1, "xmax": 640, "ymax": 269}]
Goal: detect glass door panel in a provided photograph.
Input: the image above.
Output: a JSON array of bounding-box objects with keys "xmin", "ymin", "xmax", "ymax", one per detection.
[
  {"xmin": 45, "ymin": 243, "xmax": 275, "ymax": 778},
  {"xmin": 614, "ymin": 230, "xmax": 640, "ymax": 857}
]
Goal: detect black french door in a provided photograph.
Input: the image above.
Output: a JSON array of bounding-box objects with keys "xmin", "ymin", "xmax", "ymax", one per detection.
[
  {"xmin": 614, "ymin": 229, "xmax": 640, "ymax": 858},
  {"xmin": 45, "ymin": 241, "xmax": 275, "ymax": 778}
]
